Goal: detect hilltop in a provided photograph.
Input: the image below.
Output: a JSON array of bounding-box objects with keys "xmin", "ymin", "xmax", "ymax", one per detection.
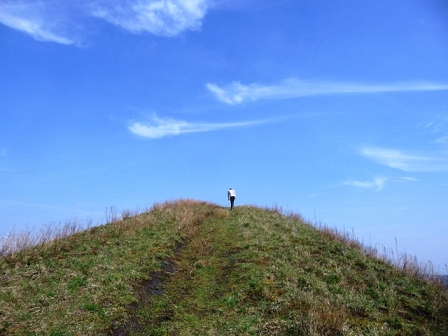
[{"xmin": 1, "ymin": 200, "xmax": 447, "ymax": 335}]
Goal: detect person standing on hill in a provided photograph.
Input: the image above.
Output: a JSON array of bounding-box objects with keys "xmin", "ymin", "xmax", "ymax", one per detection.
[{"xmin": 228, "ymin": 188, "xmax": 236, "ymax": 210}]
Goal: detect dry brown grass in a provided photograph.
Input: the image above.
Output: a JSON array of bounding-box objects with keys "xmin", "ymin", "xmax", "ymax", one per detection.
[
  {"xmin": 275, "ymin": 207, "xmax": 447, "ymax": 287},
  {"xmin": 0, "ymin": 218, "xmax": 91, "ymax": 262},
  {"xmin": 0, "ymin": 199, "xmax": 226, "ymax": 261}
]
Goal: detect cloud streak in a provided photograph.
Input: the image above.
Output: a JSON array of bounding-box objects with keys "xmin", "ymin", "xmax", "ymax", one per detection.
[
  {"xmin": 0, "ymin": 200, "xmax": 104, "ymax": 218},
  {"xmin": 92, "ymin": 0, "xmax": 209, "ymax": 36},
  {"xmin": 360, "ymin": 147, "xmax": 448, "ymax": 172},
  {"xmin": 206, "ymin": 79, "xmax": 448, "ymax": 105},
  {"xmin": 128, "ymin": 114, "xmax": 273, "ymax": 139},
  {"xmin": 423, "ymin": 113, "xmax": 448, "ymax": 146},
  {"xmin": 0, "ymin": 1, "xmax": 75, "ymax": 44},
  {"xmin": 0, "ymin": 0, "xmax": 210, "ymax": 44},
  {"xmin": 345, "ymin": 177, "xmax": 388, "ymax": 191}
]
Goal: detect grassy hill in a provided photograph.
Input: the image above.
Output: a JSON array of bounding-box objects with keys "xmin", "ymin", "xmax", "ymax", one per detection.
[{"xmin": 1, "ymin": 200, "xmax": 447, "ymax": 335}]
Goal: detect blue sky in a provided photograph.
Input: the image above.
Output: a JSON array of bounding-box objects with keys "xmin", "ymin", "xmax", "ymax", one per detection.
[{"xmin": 1, "ymin": 0, "xmax": 447, "ymax": 270}]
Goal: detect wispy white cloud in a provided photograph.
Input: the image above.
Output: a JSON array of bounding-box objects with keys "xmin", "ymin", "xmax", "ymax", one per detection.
[
  {"xmin": 0, "ymin": 200, "xmax": 103, "ymax": 216},
  {"xmin": 423, "ymin": 113, "xmax": 448, "ymax": 134},
  {"xmin": 0, "ymin": 0, "xmax": 210, "ymax": 44},
  {"xmin": 0, "ymin": 1, "xmax": 75, "ymax": 44},
  {"xmin": 345, "ymin": 177, "xmax": 388, "ymax": 191},
  {"xmin": 128, "ymin": 114, "xmax": 273, "ymax": 139},
  {"xmin": 435, "ymin": 135, "xmax": 448, "ymax": 144},
  {"xmin": 423, "ymin": 113, "xmax": 448, "ymax": 146},
  {"xmin": 393, "ymin": 176, "xmax": 418, "ymax": 182},
  {"xmin": 206, "ymin": 79, "xmax": 448, "ymax": 105},
  {"xmin": 92, "ymin": 0, "xmax": 209, "ymax": 36},
  {"xmin": 360, "ymin": 146, "xmax": 448, "ymax": 172}
]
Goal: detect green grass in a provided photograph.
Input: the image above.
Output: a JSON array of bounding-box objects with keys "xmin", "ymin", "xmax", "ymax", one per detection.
[{"xmin": 1, "ymin": 200, "xmax": 447, "ymax": 335}]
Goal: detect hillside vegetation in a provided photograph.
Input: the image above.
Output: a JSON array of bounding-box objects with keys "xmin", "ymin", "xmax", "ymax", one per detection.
[{"xmin": 1, "ymin": 200, "xmax": 447, "ymax": 335}]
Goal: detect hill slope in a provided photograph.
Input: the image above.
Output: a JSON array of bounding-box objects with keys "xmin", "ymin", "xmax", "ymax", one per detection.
[{"xmin": 1, "ymin": 200, "xmax": 447, "ymax": 335}]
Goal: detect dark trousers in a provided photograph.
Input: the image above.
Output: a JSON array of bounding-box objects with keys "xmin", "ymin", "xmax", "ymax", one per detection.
[{"xmin": 229, "ymin": 196, "xmax": 235, "ymax": 209}]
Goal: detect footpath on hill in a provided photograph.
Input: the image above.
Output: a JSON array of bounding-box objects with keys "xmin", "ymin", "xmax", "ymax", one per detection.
[
  {"xmin": 1, "ymin": 200, "xmax": 447, "ymax": 335},
  {"xmin": 108, "ymin": 203, "xmax": 448, "ymax": 336}
]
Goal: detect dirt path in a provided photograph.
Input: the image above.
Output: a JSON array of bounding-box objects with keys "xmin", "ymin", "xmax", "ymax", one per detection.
[
  {"xmin": 107, "ymin": 209, "xmax": 245, "ymax": 335},
  {"xmin": 107, "ymin": 239, "xmax": 187, "ymax": 335}
]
